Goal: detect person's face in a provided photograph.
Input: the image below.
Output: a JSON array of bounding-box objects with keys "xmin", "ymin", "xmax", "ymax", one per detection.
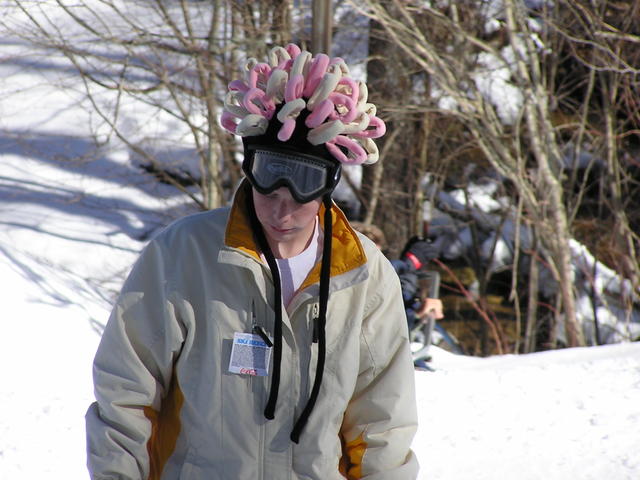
[{"xmin": 252, "ymin": 187, "xmax": 322, "ymax": 258}]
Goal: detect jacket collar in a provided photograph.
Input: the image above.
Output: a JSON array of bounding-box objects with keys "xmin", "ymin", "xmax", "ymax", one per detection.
[{"xmin": 224, "ymin": 180, "xmax": 367, "ymax": 286}]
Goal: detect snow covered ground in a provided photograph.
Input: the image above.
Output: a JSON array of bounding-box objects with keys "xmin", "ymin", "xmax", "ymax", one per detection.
[
  {"xmin": 1, "ymin": 19, "xmax": 640, "ymax": 480},
  {"xmin": 418, "ymin": 344, "xmax": 640, "ymax": 479},
  {"xmin": 2, "ymin": 218, "xmax": 640, "ymax": 480}
]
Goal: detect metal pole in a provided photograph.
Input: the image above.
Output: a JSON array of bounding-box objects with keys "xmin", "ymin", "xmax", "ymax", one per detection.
[{"xmin": 311, "ymin": 0, "xmax": 332, "ymax": 55}]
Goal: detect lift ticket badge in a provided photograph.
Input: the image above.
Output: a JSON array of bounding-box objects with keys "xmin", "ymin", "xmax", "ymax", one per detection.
[{"xmin": 229, "ymin": 332, "xmax": 272, "ymax": 376}]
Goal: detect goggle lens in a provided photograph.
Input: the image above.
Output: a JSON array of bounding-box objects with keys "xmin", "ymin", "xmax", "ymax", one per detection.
[{"xmin": 246, "ymin": 149, "xmax": 337, "ymax": 203}]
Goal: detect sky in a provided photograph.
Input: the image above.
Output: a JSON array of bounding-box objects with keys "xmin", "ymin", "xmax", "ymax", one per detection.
[{"xmin": 1, "ymin": 5, "xmax": 639, "ymax": 479}]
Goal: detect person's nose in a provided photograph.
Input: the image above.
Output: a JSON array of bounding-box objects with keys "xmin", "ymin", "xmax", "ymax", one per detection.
[
  {"xmin": 275, "ymin": 196, "xmax": 296, "ymax": 219},
  {"xmin": 272, "ymin": 188, "xmax": 298, "ymax": 219}
]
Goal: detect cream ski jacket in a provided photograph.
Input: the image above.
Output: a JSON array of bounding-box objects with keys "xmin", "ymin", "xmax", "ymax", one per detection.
[{"xmin": 86, "ymin": 185, "xmax": 419, "ymax": 479}]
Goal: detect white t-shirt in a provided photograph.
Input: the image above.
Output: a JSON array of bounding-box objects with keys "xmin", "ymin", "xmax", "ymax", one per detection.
[{"xmin": 275, "ymin": 219, "xmax": 321, "ymax": 307}]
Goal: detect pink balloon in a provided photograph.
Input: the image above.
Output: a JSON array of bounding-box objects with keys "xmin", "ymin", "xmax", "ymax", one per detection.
[
  {"xmin": 338, "ymin": 77, "xmax": 359, "ymax": 103},
  {"xmin": 352, "ymin": 115, "xmax": 386, "ymax": 138},
  {"xmin": 228, "ymin": 80, "xmax": 249, "ymax": 93},
  {"xmin": 220, "ymin": 111, "xmax": 238, "ymax": 134},
  {"xmin": 303, "ymin": 54, "xmax": 330, "ymax": 98},
  {"xmin": 278, "ymin": 118, "xmax": 296, "ymax": 141},
  {"xmin": 328, "ymin": 92, "xmax": 357, "ymax": 124},
  {"xmin": 285, "ymin": 44, "xmax": 301, "ymax": 58},
  {"xmin": 242, "ymin": 88, "xmax": 275, "ymax": 119},
  {"xmin": 248, "ymin": 63, "xmax": 272, "ymax": 89},
  {"xmin": 284, "ymin": 74, "xmax": 304, "ymax": 102},
  {"xmin": 326, "ymin": 135, "xmax": 367, "ymax": 165},
  {"xmin": 305, "ymin": 99, "xmax": 334, "ymax": 128}
]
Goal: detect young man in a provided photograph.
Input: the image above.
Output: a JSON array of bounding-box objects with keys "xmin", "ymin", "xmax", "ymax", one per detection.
[{"xmin": 86, "ymin": 44, "xmax": 419, "ymax": 479}]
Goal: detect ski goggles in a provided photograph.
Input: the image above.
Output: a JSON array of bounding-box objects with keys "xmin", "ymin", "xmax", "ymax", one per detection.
[{"xmin": 243, "ymin": 147, "xmax": 341, "ymax": 204}]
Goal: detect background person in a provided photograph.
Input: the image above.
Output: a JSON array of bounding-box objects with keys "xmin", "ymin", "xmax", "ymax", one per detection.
[{"xmin": 351, "ymin": 223, "xmax": 444, "ymax": 360}]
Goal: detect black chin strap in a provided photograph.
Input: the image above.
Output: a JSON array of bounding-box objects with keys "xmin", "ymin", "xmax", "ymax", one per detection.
[
  {"xmin": 246, "ymin": 191, "xmax": 333, "ymax": 443},
  {"xmin": 246, "ymin": 192, "xmax": 282, "ymax": 420}
]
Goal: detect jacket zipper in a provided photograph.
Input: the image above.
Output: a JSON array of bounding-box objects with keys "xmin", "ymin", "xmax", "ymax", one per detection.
[
  {"xmin": 251, "ymin": 300, "xmax": 273, "ymax": 347},
  {"xmin": 312, "ymin": 302, "xmax": 320, "ymax": 343}
]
